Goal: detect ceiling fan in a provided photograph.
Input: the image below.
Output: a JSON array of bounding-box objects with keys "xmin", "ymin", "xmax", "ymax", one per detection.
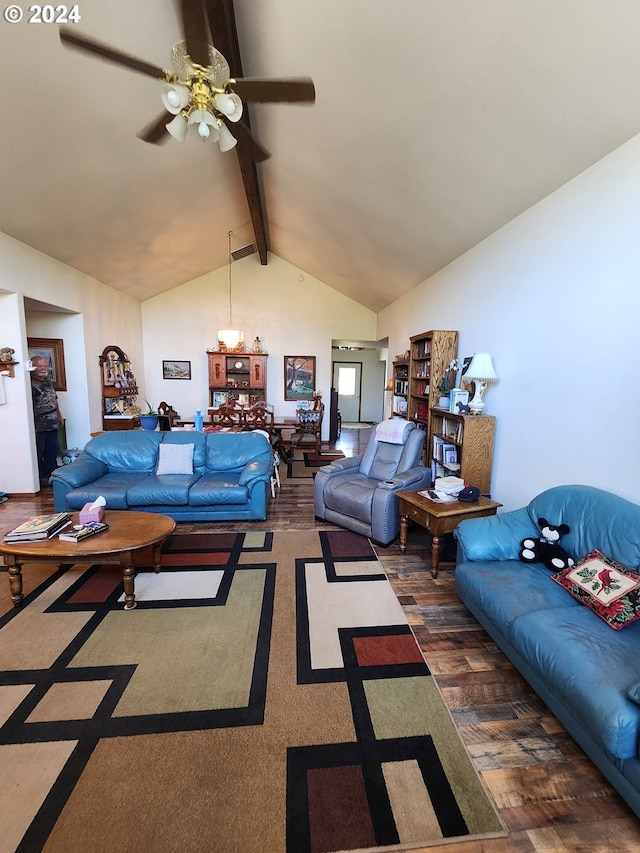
[{"xmin": 59, "ymin": 0, "xmax": 315, "ymax": 162}]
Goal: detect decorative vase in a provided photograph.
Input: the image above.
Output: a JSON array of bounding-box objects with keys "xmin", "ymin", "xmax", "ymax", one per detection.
[
  {"xmin": 438, "ymin": 396, "xmax": 449, "ymax": 409},
  {"xmin": 139, "ymin": 415, "xmax": 159, "ymax": 431}
]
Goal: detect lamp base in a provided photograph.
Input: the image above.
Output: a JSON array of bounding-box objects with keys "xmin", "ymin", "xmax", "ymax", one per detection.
[{"xmin": 468, "ymin": 380, "xmax": 487, "ymax": 415}]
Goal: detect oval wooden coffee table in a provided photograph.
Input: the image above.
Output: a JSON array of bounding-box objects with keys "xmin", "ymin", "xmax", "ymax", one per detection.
[{"xmin": 1, "ymin": 511, "xmax": 176, "ymax": 610}]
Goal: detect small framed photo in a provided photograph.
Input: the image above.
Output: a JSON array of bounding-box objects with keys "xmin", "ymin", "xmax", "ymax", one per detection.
[
  {"xmin": 28, "ymin": 337, "xmax": 67, "ymax": 391},
  {"xmin": 162, "ymin": 360, "xmax": 191, "ymax": 380}
]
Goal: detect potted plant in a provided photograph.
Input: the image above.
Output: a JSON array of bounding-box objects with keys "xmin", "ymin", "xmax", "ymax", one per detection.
[
  {"xmin": 139, "ymin": 400, "xmax": 159, "ymax": 431},
  {"xmin": 437, "ymin": 359, "xmax": 460, "ymax": 408}
]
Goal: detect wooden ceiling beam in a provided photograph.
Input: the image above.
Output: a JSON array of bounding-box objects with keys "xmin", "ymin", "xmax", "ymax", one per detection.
[{"xmin": 203, "ymin": 0, "xmax": 269, "ymax": 264}]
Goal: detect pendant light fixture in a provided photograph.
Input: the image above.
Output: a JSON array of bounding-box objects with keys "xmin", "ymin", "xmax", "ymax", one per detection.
[{"xmin": 218, "ymin": 230, "xmax": 244, "ymax": 351}]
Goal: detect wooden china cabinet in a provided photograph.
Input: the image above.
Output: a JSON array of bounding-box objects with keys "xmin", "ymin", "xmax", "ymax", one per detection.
[{"xmin": 207, "ymin": 352, "xmax": 268, "ymax": 408}]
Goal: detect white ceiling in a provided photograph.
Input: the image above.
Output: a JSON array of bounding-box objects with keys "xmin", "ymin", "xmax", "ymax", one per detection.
[{"xmin": 1, "ymin": 1, "xmax": 638, "ymax": 311}]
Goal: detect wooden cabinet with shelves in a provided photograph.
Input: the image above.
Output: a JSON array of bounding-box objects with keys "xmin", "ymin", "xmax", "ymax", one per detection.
[
  {"xmin": 99, "ymin": 345, "xmax": 139, "ymax": 431},
  {"xmin": 207, "ymin": 352, "xmax": 268, "ymax": 408},
  {"xmin": 391, "ymin": 357, "xmax": 409, "ymax": 417},
  {"xmin": 429, "ymin": 408, "xmax": 495, "ymax": 495}
]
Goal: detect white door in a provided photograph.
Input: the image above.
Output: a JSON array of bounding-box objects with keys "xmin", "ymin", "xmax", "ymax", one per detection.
[{"xmin": 333, "ymin": 362, "xmax": 362, "ymax": 422}]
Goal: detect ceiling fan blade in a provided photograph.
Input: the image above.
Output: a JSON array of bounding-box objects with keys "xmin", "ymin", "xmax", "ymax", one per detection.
[
  {"xmin": 59, "ymin": 27, "xmax": 166, "ymax": 79},
  {"xmin": 178, "ymin": 0, "xmax": 211, "ymax": 67},
  {"xmin": 224, "ymin": 118, "xmax": 271, "ymax": 163},
  {"xmin": 229, "ymin": 77, "xmax": 316, "ymax": 104},
  {"xmin": 138, "ymin": 113, "xmax": 171, "ymax": 145}
]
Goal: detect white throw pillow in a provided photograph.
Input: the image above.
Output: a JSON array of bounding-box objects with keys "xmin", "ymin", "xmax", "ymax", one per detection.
[{"xmin": 156, "ymin": 443, "xmax": 194, "ymax": 475}]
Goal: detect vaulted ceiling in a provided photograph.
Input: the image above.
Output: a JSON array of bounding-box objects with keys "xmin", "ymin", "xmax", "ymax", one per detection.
[{"xmin": 1, "ymin": 1, "xmax": 638, "ymax": 312}]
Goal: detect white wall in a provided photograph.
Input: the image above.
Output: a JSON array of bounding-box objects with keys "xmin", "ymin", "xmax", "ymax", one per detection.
[
  {"xmin": 0, "ymin": 233, "xmax": 144, "ymax": 494},
  {"xmin": 378, "ymin": 135, "xmax": 640, "ymax": 510},
  {"xmin": 141, "ymin": 254, "xmax": 378, "ymax": 436}
]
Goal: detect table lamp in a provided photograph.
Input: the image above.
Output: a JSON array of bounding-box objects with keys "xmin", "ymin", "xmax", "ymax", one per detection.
[{"xmin": 465, "ymin": 352, "xmax": 498, "ymax": 414}]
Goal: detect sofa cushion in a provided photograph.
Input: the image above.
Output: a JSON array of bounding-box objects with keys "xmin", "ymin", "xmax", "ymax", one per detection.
[
  {"xmin": 204, "ymin": 431, "xmax": 272, "ymax": 471},
  {"xmin": 510, "ymin": 607, "xmax": 640, "ymax": 760},
  {"xmin": 528, "ymin": 485, "xmax": 640, "ymax": 570},
  {"xmin": 156, "ymin": 442, "xmax": 194, "ymax": 475},
  {"xmin": 188, "ymin": 473, "xmax": 248, "ymax": 506},
  {"xmin": 84, "ymin": 431, "xmax": 163, "ymax": 473},
  {"xmin": 551, "ymin": 549, "xmax": 640, "ymax": 630},
  {"xmin": 455, "ymin": 559, "xmax": 580, "ymax": 633},
  {"xmin": 161, "ymin": 431, "xmax": 207, "ymax": 472},
  {"xmin": 62, "ymin": 473, "xmax": 151, "ymax": 510},
  {"xmin": 126, "ymin": 474, "xmax": 201, "ymax": 506}
]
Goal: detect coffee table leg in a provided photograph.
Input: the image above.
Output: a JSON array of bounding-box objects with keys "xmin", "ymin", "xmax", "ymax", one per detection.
[
  {"xmin": 399, "ymin": 515, "xmax": 408, "ymax": 554},
  {"xmin": 430, "ymin": 536, "xmax": 440, "ymax": 579},
  {"xmin": 122, "ymin": 562, "xmax": 136, "ymax": 610},
  {"xmin": 7, "ymin": 559, "xmax": 24, "ymax": 606},
  {"xmin": 152, "ymin": 541, "xmax": 163, "ymax": 574}
]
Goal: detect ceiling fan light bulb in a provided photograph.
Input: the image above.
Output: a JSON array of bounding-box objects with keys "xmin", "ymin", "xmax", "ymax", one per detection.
[
  {"xmin": 198, "ymin": 120, "xmax": 210, "ymax": 139},
  {"xmin": 161, "ymin": 83, "xmax": 190, "ymax": 115},
  {"xmin": 214, "ymin": 93, "xmax": 243, "ymax": 122}
]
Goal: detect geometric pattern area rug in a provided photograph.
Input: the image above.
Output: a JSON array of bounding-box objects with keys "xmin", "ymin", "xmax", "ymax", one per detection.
[
  {"xmin": 283, "ymin": 448, "xmax": 346, "ymax": 483},
  {"xmin": 0, "ymin": 529, "xmax": 505, "ymax": 852}
]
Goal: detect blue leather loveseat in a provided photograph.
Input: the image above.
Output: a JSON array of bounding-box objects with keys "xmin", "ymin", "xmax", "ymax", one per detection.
[
  {"xmin": 453, "ymin": 485, "xmax": 640, "ymax": 817},
  {"xmin": 51, "ymin": 430, "xmax": 274, "ymax": 521}
]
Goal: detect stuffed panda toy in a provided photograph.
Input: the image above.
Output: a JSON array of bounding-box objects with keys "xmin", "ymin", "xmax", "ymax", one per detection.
[{"xmin": 520, "ymin": 518, "xmax": 575, "ymax": 571}]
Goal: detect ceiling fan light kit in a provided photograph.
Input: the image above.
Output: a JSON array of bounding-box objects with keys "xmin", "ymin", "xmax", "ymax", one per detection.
[{"xmin": 59, "ymin": 10, "xmax": 315, "ymax": 161}]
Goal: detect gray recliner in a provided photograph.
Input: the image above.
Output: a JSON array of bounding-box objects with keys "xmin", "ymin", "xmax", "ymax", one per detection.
[{"xmin": 314, "ymin": 420, "xmax": 431, "ymax": 545}]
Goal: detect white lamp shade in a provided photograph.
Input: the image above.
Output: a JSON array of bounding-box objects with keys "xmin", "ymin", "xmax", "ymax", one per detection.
[
  {"xmin": 218, "ymin": 122, "xmax": 238, "ymax": 152},
  {"xmin": 465, "ymin": 352, "xmax": 498, "ymax": 381},
  {"xmin": 218, "ymin": 329, "xmax": 244, "ymax": 349},
  {"xmin": 214, "ymin": 92, "xmax": 243, "ymax": 122},
  {"xmin": 160, "ymin": 83, "xmax": 190, "ymax": 115},
  {"xmin": 166, "ymin": 113, "xmax": 188, "ymax": 142}
]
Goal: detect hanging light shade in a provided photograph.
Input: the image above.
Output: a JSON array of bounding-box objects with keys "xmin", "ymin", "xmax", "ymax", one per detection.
[
  {"xmin": 217, "ymin": 329, "xmax": 244, "ymax": 350},
  {"xmin": 218, "ymin": 230, "xmax": 244, "ymax": 350}
]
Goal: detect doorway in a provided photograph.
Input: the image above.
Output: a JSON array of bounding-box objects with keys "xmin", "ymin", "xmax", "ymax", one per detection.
[{"xmin": 332, "ymin": 361, "xmax": 362, "ymax": 423}]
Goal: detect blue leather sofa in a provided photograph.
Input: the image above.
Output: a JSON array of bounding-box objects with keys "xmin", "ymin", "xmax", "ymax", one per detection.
[
  {"xmin": 454, "ymin": 485, "xmax": 640, "ymax": 817},
  {"xmin": 51, "ymin": 430, "xmax": 274, "ymax": 521}
]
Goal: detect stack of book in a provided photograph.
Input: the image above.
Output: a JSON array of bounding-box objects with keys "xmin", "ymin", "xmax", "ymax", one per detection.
[{"xmin": 3, "ymin": 512, "xmax": 72, "ymax": 543}]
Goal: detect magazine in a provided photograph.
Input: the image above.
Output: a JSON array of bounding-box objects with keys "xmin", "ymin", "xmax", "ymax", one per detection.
[
  {"xmin": 3, "ymin": 512, "xmax": 72, "ymax": 542},
  {"xmin": 59, "ymin": 522, "xmax": 110, "ymax": 543}
]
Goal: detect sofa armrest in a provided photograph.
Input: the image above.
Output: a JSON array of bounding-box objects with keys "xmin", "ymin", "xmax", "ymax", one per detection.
[
  {"xmin": 50, "ymin": 456, "xmax": 108, "ymax": 488},
  {"xmin": 238, "ymin": 459, "xmax": 271, "ymax": 485},
  {"xmin": 454, "ymin": 507, "xmax": 539, "ymax": 562}
]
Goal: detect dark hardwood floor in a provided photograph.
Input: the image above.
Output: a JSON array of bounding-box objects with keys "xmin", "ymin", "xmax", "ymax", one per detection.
[{"xmin": 1, "ymin": 426, "xmax": 639, "ymax": 851}]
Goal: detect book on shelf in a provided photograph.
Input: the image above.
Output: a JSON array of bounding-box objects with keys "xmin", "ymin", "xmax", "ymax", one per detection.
[
  {"xmin": 59, "ymin": 522, "xmax": 110, "ymax": 543},
  {"xmin": 3, "ymin": 512, "xmax": 72, "ymax": 542}
]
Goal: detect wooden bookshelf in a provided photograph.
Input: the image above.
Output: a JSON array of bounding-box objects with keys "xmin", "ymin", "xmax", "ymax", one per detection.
[
  {"xmin": 408, "ymin": 330, "xmax": 458, "ymax": 453},
  {"xmin": 429, "ymin": 407, "xmax": 495, "ymax": 495},
  {"xmin": 391, "ymin": 357, "xmax": 409, "ymax": 417}
]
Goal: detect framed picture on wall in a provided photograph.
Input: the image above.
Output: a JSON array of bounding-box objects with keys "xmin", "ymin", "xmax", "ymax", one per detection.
[
  {"xmin": 162, "ymin": 360, "xmax": 191, "ymax": 380},
  {"xmin": 27, "ymin": 337, "xmax": 67, "ymax": 391},
  {"xmin": 284, "ymin": 356, "xmax": 316, "ymax": 401}
]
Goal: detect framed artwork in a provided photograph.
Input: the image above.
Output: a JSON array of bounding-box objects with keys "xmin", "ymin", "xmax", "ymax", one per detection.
[
  {"xmin": 162, "ymin": 360, "xmax": 191, "ymax": 380},
  {"xmin": 27, "ymin": 337, "xmax": 67, "ymax": 391},
  {"xmin": 284, "ymin": 355, "xmax": 316, "ymax": 401}
]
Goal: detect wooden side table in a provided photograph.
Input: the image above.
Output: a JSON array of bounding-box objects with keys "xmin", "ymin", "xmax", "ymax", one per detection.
[{"xmin": 396, "ymin": 490, "xmax": 502, "ymax": 578}]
